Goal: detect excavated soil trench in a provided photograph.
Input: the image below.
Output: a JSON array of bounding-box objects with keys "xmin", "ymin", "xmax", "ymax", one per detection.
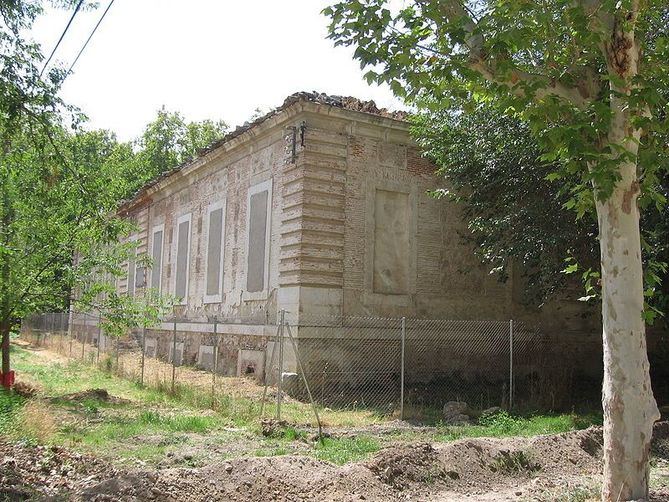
[{"xmin": 2, "ymin": 423, "xmax": 669, "ymax": 501}]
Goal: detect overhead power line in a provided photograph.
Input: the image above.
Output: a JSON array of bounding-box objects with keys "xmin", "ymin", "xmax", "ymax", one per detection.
[
  {"xmin": 66, "ymin": 0, "xmax": 117, "ymax": 77},
  {"xmin": 40, "ymin": 0, "xmax": 86, "ymax": 77}
]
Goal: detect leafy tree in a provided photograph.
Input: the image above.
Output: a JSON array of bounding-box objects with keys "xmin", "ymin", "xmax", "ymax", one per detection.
[
  {"xmin": 325, "ymin": 0, "xmax": 669, "ymax": 498},
  {"xmin": 133, "ymin": 107, "xmax": 227, "ymax": 189},
  {"xmin": 414, "ymin": 107, "xmax": 599, "ymax": 304},
  {"xmin": 414, "ymin": 107, "xmax": 668, "ymax": 324},
  {"xmin": 1, "ymin": 0, "xmax": 77, "ymax": 375},
  {"xmin": 0, "ymin": 1, "xmax": 169, "ymax": 384}
]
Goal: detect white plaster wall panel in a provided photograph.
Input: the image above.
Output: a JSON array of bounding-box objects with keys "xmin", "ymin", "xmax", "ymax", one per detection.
[
  {"xmin": 340, "ymin": 121, "xmax": 522, "ymax": 319},
  {"xmin": 373, "ymin": 189, "xmax": 410, "ymax": 294},
  {"xmin": 246, "ymin": 184, "xmax": 270, "ymax": 293},
  {"xmin": 237, "ymin": 349, "xmax": 265, "ymax": 381},
  {"xmin": 205, "ymin": 202, "xmax": 225, "ymax": 300},
  {"xmin": 144, "ymin": 337, "xmax": 157, "ymax": 358},
  {"xmin": 174, "ymin": 213, "xmax": 192, "ymax": 302},
  {"xmin": 149, "ymin": 225, "xmax": 164, "ymax": 292},
  {"xmin": 169, "ymin": 342, "xmax": 184, "ymax": 366}
]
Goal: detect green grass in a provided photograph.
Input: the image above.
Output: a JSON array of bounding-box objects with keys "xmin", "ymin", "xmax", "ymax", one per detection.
[
  {"xmin": 253, "ymin": 446, "xmax": 291, "ymax": 457},
  {"xmin": 116, "ymin": 443, "xmax": 167, "ymax": 463},
  {"xmin": 0, "ymin": 387, "xmax": 25, "ymax": 435},
  {"xmin": 64, "ymin": 410, "xmax": 226, "ymax": 447},
  {"xmin": 5, "ymin": 345, "xmax": 238, "ymax": 459},
  {"xmin": 5, "ymin": 343, "xmax": 604, "ymax": 469},
  {"xmin": 314, "ymin": 436, "xmax": 381, "ymax": 465},
  {"xmin": 433, "ymin": 411, "xmax": 602, "ymax": 442},
  {"xmin": 12, "ymin": 345, "xmax": 334, "ymax": 428},
  {"xmin": 10, "ymin": 345, "xmax": 264, "ymax": 427}
]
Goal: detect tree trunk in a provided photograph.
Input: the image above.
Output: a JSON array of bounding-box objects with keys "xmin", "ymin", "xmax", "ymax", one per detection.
[
  {"xmin": 1, "ymin": 180, "xmax": 10, "ymax": 379},
  {"xmin": 596, "ymin": 158, "xmax": 660, "ymax": 501},
  {"xmin": 1, "ymin": 321, "xmax": 9, "ymax": 377}
]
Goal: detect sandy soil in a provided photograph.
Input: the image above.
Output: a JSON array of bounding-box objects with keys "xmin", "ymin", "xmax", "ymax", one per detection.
[{"xmin": 2, "ymin": 425, "xmax": 669, "ymax": 501}]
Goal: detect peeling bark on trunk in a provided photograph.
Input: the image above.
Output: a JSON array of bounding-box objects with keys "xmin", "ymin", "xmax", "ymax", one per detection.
[
  {"xmin": 597, "ymin": 158, "xmax": 660, "ymax": 501},
  {"xmin": 597, "ymin": 6, "xmax": 660, "ymax": 499}
]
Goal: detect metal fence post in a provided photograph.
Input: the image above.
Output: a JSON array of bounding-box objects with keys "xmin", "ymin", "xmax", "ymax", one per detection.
[
  {"xmin": 59, "ymin": 313, "xmax": 65, "ymax": 354},
  {"xmin": 115, "ymin": 336, "xmax": 120, "ymax": 373},
  {"xmin": 81, "ymin": 317, "xmax": 87, "ymax": 360},
  {"xmin": 96, "ymin": 313, "xmax": 102, "ymax": 365},
  {"xmin": 277, "ymin": 309, "xmax": 285, "ymax": 421},
  {"xmin": 50, "ymin": 314, "xmax": 55, "ymax": 350},
  {"xmin": 140, "ymin": 325, "xmax": 146, "ymax": 386},
  {"xmin": 400, "ymin": 316, "xmax": 406, "ymax": 420},
  {"xmin": 260, "ymin": 322, "xmax": 280, "ymax": 419},
  {"xmin": 68, "ymin": 313, "xmax": 73, "ymax": 357},
  {"xmin": 212, "ymin": 316, "xmax": 218, "ymax": 407},
  {"xmin": 284, "ymin": 322, "xmax": 323, "ymax": 440},
  {"xmin": 171, "ymin": 319, "xmax": 177, "ymax": 394},
  {"xmin": 509, "ymin": 319, "xmax": 514, "ymax": 410}
]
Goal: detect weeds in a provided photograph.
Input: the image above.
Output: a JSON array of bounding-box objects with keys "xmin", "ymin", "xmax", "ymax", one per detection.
[
  {"xmin": 6, "ymin": 343, "xmax": 604, "ymax": 471},
  {"xmin": 434, "ymin": 411, "xmax": 601, "ymax": 442},
  {"xmin": 542, "ymin": 482, "xmax": 600, "ymax": 501},
  {"xmin": 0, "ymin": 388, "xmax": 24, "ymax": 435},
  {"xmin": 489, "ymin": 450, "xmax": 540, "ymax": 475},
  {"xmin": 314, "ymin": 436, "xmax": 380, "ymax": 465},
  {"xmin": 14, "ymin": 400, "xmax": 58, "ymax": 442}
]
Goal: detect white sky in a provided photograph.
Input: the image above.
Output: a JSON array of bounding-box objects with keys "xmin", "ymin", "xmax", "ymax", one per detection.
[{"xmin": 31, "ymin": 0, "xmax": 404, "ymax": 142}]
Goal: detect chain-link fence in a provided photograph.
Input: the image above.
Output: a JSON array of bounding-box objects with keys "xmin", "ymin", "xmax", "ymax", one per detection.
[{"xmin": 20, "ymin": 311, "xmax": 546, "ymax": 426}]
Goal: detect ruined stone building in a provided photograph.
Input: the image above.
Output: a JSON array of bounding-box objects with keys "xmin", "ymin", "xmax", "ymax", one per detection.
[{"xmin": 110, "ymin": 92, "xmax": 604, "ymax": 389}]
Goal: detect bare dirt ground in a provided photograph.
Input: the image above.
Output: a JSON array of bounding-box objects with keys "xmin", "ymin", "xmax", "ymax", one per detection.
[
  {"xmin": 3, "ymin": 424, "xmax": 669, "ymax": 501},
  {"xmin": 5, "ymin": 340, "xmax": 669, "ymax": 501}
]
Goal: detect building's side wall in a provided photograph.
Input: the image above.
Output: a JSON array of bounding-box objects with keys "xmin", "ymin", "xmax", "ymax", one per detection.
[
  {"xmin": 289, "ymin": 106, "xmax": 603, "ymax": 391},
  {"xmin": 129, "ymin": 127, "xmax": 289, "ymax": 322},
  {"xmin": 111, "ymin": 102, "xmax": 604, "ymax": 392},
  {"xmin": 335, "ymin": 114, "xmax": 510, "ymax": 319}
]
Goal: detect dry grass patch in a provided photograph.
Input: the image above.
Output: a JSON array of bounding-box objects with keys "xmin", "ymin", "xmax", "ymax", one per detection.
[{"xmin": 14, "ymin": 400, "xmax": 58, "ymax": 443}]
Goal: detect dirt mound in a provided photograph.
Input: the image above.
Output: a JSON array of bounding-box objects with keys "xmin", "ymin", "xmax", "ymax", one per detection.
[
  {"xmin": 58, "ymin": 388, "xmax": 129, "ymax": 404},
  {"xmin": 79, "ymin": 456, "xmax": 395, "ymax": 501},
  {"xmin": 81, "ymin": 428, "xmax": 607, "ymax": 501},
  {"xmin": 367, "ymin": 442, "xmax": 452, "ymax": 489},
  {"xmin": 0, "ymin": 441, "xmax": 116, "ymax": 500},
  {"xmin": 363, "ymin": 426, "xmax": 604, "ymax": 499},
  {"xmin": 3, "ymin": 424, "xmax": 668, "ymax": 501}
]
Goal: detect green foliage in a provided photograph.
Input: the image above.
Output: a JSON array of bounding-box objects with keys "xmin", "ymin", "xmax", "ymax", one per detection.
[
  {"xmin": 0, "ymin": 388, "xmax": 25, "ymax": 434},
  {"xmin": 0, "ymin": 1, "xmax": 134, "ymax": 353},
  {"xmin": 434, "ymin": 411, "xmax": 601, "ymax": 442},
  {"xmin": 413, "ymin": 107, "xmax": 599, "ymax": 305},
  {"xmin": 414, "ymin": 107, "xmax": 668, "ymax": 319},
  {"xmin": 0, "ymin": 1, "xmax": 228, "ymax": 369},
  {"xmin": 313, "ymin": 436, "xmax": 380, "ymax": 465},
  {"xmin": 133, "ymin": 107, "xmax": 227, "ymax": 189},
  {"xmin": 325, "ymin": 0, "xmax": 669, "ymax": 324}
]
